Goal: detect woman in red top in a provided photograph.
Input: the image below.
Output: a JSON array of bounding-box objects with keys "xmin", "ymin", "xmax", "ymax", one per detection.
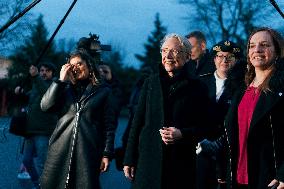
[{"xmin": 224, "ymin": 27, "xmax": 284, "ymax": 189}]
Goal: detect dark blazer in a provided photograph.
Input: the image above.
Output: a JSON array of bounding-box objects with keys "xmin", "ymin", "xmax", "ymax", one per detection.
[
  {"xmin": 224, "ymin": 59, "xmax": 284, "ymax": 189},
  {"xmin": 189, "ymin": 50, "xmax": 215, "ymax": 77},
  {"xmin": 200, "ymin": 73, "xmax": 231, "ymax": 137},
  {"xmin": 196, "ymin": 73, "xmax": 232, "ymax": 189},
  {"xmin": 40, "ymin": 80, "xmax": 116, "ymax": 189},
  {"xmin": 124, "ymin": 66, "xmax": 210, "ymax": 189}
]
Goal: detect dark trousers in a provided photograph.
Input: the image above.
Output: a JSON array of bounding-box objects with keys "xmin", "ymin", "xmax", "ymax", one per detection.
[
  {"xmin": 196, "ymin": 153, "xmax": 218, "ymax": 189},
  {"xmin": 236, "ymin": 184, "xmax": 248, "ymax": 189}
]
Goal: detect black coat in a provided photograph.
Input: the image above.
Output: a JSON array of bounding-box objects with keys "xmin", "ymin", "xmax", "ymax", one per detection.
[
  {"xmin": 40, "ymin": 80, "xmax": 116, "ymax": 189},
  {"xmin": 196, "ymin": 61, "xmax": 247, "ymax": 189},
  {"xmin": 196, "ymin": 73, "xmax": 231, "ymax": 189},
  {"xmin": 200, "ymin": 73, "xmax": 232, "ymax": 138},
  {"xmin": 188, "ymin": 50, "xmax": 215, "ymax": 77},
  {"xmin": 124, "ymin": 66, "xmax": 210, "ymax": 189},
  {"xmin": 224, "ymin": 59, "xmax": 284, "ymax": 189},
  {"xmin": 25, "ymin": 76, "xmax": 58, "ymax": 135}
]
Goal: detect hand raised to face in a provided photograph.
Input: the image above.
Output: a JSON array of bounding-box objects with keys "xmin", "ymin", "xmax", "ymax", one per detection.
[{"xmin": 59, "ymin": 63, "xmax": 76, "ymax": 84}]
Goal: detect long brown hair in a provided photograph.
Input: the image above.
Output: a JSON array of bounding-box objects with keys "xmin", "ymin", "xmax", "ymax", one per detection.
[{"xmin": 245, "ymin": 27, "xmax": 284, "ymax": 92}]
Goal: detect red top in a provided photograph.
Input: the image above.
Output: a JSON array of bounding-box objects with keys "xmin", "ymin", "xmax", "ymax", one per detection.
[{"xmin": 236, "ymin": 86, "xmax": 260, "ymax": 184}]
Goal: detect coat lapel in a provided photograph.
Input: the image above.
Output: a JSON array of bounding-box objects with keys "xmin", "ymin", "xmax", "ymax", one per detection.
[
  {"xmin": 249, "ymin": 91, "xmax": 281, "ymax": 132},
  {"xmin": 226, "ymin": 88, "xmax": 245, "ymax": 148},
  {"xmin": 208, "ymin": 76, "xmax": 217, "ymax": 101},
  {"xmin": 149, "ymin": 75, "xmax": 164, "ymax": 129}
]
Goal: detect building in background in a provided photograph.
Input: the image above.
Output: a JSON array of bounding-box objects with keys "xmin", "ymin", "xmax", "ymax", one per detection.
[{"xmin": 0, "ymin": 57, "xmax": 11, "ymax": 116}]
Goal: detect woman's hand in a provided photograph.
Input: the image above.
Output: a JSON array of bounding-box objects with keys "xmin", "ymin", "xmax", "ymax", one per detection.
[
  {"xmin": 59, "ymin": 63, "xmax": 76, "ymax": 84},
  {"xmin": 268, "ymin": 179, "xmax": 284, "ymax": 189},
  {"xmin": 159, "ymin": 127, "xmax": 182, "ymax": 145},
  {"xmin": 100, "ymin": 157, "xmax": 110, "ymax": 172},
  {"xmin": 123, "ymin": 165, "xmax": 135, "ymax": 180}
]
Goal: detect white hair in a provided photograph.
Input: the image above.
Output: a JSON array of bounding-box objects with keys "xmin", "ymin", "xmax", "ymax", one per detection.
[{"xmin": 160, "ymin": 33, "xmax": 192, "ymax": 54}]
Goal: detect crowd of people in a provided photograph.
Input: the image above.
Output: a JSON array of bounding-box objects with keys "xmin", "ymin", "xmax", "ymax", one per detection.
[{"xmin": 11, "ymin": 26, "xmax": 284, "ymax": 189}]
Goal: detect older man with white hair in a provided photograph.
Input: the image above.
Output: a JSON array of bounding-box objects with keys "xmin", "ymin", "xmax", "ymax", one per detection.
[{"xmin": 123, "ymin": 33, "xmax": 210, "ymax": 189}]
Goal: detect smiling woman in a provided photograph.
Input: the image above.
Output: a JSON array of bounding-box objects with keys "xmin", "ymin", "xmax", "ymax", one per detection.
[{"xmin": 223, "ymin": 27, "xmax": 284, "ymax": 189}]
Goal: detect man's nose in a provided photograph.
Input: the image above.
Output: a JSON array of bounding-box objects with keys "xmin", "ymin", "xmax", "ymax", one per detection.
[{"xmin": 166, "ymin": 51, "xmax": 174, "ymax": 58}]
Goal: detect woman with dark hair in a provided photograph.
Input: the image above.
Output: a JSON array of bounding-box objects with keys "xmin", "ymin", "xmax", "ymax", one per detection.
[
  {"xmin": 39, "ymin": 49, "xmax": 117, "ymax": 189},
  {"xmin": 223, "ymin": 27, "xmax": 284, "ymax": 189}
]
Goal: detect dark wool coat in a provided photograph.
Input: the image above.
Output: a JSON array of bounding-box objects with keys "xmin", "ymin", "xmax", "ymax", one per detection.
[
  {"xmin": 40, "ymin": 80, "xmax": 116, "ymax": 189},
  {"xmin": 124, "ymin": 66, "xmax": 210, "ymax": 189},
  {"xmin": 224, "ymin": 58, "xmax": 284, "ymax": 189},
  {"xmin": 26, "ymin": 76, "xmax": 58, "ymax": 136}
]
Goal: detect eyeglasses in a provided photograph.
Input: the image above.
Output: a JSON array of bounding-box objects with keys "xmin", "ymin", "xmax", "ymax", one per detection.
[
  {"xmin": 160, "ymin": 48, "xmax": 184, "ymax": 56},
  {"xmin": 215, "ymin": 54, "xmax": 235, "ymax": 62}
]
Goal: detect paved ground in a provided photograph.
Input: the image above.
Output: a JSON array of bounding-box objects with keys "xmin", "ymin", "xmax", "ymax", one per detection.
[{"xmin": 0, "ymin": 116, "xmax": 131, "ymax": 189}]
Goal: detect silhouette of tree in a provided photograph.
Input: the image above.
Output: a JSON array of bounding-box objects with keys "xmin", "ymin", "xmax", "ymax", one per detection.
[
  {"xmin": 180, "ymin": 0, "xmax": 283, "ymax": 48},
  {"xmin": 0, "ymin": 0, "xmax": 33, "ymax": 54},
  {"xmin": 8, "ymin": 15, "xmax": 66, "ymax": 90},
  {"xmin": 135, "ymin": 13, "xmax": 167, "ymax": 73}
]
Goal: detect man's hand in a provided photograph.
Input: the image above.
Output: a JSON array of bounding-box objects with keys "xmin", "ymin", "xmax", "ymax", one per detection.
[
  {"xmin": 159, "ymin": 127, "xmax": 182, "ymax": 145},
  {"xmin": 100, "ymin": 157, "xmax": 110, "ymax": 172},
  {"xmin": 123, "ymin": 165, "xmax": 135, "ymax": 180}
]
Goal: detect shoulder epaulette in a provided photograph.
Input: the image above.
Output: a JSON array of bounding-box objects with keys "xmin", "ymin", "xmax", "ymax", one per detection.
[{"xmin": 199, "ymin": 72, "xmax": 213, "ymax": 77}]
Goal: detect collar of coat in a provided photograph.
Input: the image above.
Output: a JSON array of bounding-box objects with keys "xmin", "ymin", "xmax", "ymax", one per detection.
[{"xmin": 269, "ymin": 57, "xmax": 284, "ymax": 93}]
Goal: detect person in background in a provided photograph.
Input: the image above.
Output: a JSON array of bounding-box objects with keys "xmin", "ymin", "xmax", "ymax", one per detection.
[
  {"xmin": 115, "ymin": 66, "xmax": 153, "ymax": 171},
  {"xmin": 186, "ymin": 30, "xmax": 215, "ymax": 77},
  {"xmin": 196, "ymin": 40, "xmax": 245, "ymax": 189},
  {"xmin": 123, "ymin": 33, "xmax": 210, "ymax": 189},
  {"xmin": 98, "ymin": 64, "xmax": 124, "ymax": 119},
  {"xmin": 15, "ymin": 62, "xmax": 58, "ymax": 189},
  {"xmin": 39, "ymin": 49, "xmax": 117, "ymax": 189},
  {"xmin": 222, "ymin": 27, "xmax": 284, "ymax": 189}
]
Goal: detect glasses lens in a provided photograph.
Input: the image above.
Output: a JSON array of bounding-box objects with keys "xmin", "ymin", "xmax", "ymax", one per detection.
[
  {"xmin": 217, "ymin": 55, "xmax": 235, "ymax": 61},
  {"xmin": 161, "ymin": 49, "xmax": 182, "ymax": 56}
]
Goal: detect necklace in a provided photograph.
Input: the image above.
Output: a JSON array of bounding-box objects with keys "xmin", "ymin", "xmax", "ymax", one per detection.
[{"xmin": 251, "ymin": 78, "xmax": 265, "ymax": 87}]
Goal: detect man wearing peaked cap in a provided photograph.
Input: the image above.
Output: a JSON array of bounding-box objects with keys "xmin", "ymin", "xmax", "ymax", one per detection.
[
  {"xmin": 211, "ymin": 40, "xmax": 243, "ymax": 59},
  {"xmin": 196, "ymin": 40, "xmax": 246, "ymax": 189}
]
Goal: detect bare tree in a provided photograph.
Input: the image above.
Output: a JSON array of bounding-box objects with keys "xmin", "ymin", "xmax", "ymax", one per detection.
[
  {"xmin": 179, "ymin": 0, "xmax": 283, "ymax": 47},
  {"xmin": 0, "ymin": 0, "xmax": 34, "ymax": 55}
]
